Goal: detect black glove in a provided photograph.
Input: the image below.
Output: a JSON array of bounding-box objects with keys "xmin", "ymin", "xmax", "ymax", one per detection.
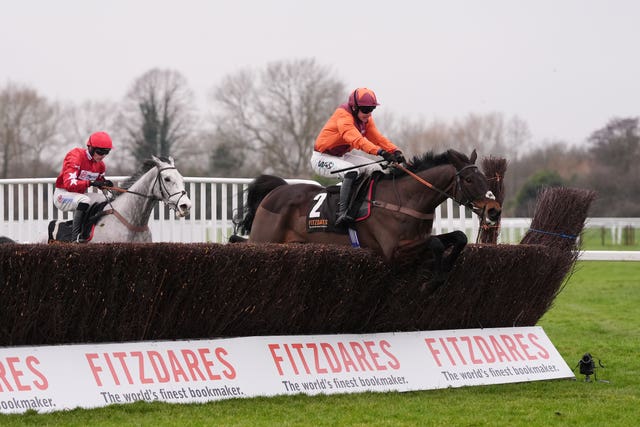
[
  {"xmin": 90, "ymin": 180, "xmax": 113, "ymax": 188},
  {"xmin": 378, "ymin": 149, "xmax": 395, "ymax": 162},
  {"xmin": 392, "ymin": 150, "xmax": 406, "ymax": 164}
]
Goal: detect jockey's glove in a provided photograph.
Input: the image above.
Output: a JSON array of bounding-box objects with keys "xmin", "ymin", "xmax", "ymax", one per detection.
[
  {"xmin": 378, "ymin": 149, "xmax": 395, "ymax": 163},
  {"xmin": 392, "ymin": 150, "xmax": 406, "ymax": 164},
  {"xmin": 90, "ymin": 180, "xmax": 114, "ymax": 188}
]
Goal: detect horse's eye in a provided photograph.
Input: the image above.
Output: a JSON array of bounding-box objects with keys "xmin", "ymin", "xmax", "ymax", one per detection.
[{"xmin": 164, "ymin": 177, "xmax": 171, "ymax": 182}]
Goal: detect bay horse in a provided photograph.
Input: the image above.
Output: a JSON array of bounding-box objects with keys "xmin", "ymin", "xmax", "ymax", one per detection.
[
  {"xmin": 49, "ymin": 156, "xmax": 192, "ymax": 243},
  {"xmin": 231, "ymin": 149, "xmax": 501, "ymax": 272}
]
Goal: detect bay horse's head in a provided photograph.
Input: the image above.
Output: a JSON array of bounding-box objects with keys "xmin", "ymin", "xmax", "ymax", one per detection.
[{"xmin": 447, "ymin": 149, "xmax": 502, "ymax": 225}]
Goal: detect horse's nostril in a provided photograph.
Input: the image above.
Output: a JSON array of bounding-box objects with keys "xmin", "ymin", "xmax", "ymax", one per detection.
[{"xmin": 488, "ymin": 208, "xmax": 501, "ymax": 220}]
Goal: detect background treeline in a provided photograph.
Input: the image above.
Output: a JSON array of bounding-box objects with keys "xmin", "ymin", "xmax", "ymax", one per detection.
[{"xmin": 1, "ymin": 58, "xmax": 638, "ymax": 216}]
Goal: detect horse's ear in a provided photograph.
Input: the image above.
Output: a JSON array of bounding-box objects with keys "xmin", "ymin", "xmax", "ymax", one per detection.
[
  {"xmin": 168, "ymin": 156, "xmax": 175, "ymax": 166},
  {"xmin": 151, "ymin": 155, "xmax": 161, "ymax": 164},
  {"xmin": 470, "ymin": 149, "xmax": 477, "ymax": 164}
]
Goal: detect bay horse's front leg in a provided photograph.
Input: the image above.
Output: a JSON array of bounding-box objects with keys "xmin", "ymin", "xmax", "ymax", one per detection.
[
  {"xmin": 391, "ymin": 233, "xmax": 467, "ymax": 286},
  {"xmin": 435, "ymin": 230, "xmax": 468, "ymax": 272},
  {"xmin": 392, "ymin": 236, "xmax": 445, "ymax": 275}
]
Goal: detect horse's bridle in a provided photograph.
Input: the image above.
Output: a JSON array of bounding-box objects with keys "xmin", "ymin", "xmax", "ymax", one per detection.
[
  {"xmin": 395, "ymin": 163, "xmax": 485, "ymax": 210},
  {"xmin": 385, "ymin": 162, "xmax": 496, "ymax": 228},
  {"xmin": 151, "ymin": 166, "xmax": 189, "ymax": 213},
  {"xmin": 109, "ymin": 165, "xmax": 188, "ymax": 213},
  {"xmin": 370, "ymin": 162, "xmax": 500, "ymax": 245},
  {"xmin": 98, "ymin": 165, "xmax": 189, "ymax": 234},
  {"xmin": 453, "ymin": 164, "xmax": 491, "ymax": 210}
]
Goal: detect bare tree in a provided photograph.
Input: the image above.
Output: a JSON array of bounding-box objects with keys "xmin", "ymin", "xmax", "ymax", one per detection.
[
  {"xmin": 504, "ymin": 116, "xmax": 532, "ymax": 159},
  {"xmin": 585, "ymin": 117, "xmax": 640, "ymax": 215},
  {"xmin": 390, "ymin": 112, "xmax": 530, "ymax": 162},
  {"xmin": 0, "ymin": 82, "xmax": 61, "ymax": 178},
  {"xmin": 210, "ymin": 58, "xmax": 345, "ymax": 177},
  {"xmin": 450, "ymin": 112, "xmax": 529, "ymax": 159},
  {"xmin": 588, "ymin": 117, "xmax": 639, "ymax": 174},
  {"xmin": 393, "ymin": 117, "xmax": 453, "ymax": 158},
  {"xmin": 121, "ymin": 68, "xmax": 197, "ymax": 162},
  {"xmin": 63, "ymin": 99, "xmax": 119, "ymax": 143}
]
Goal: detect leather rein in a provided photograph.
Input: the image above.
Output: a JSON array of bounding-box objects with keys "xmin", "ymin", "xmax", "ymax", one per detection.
[
  {"xmin": 368, "ymin": 162, "xmax": 481, "ymax": 221},
  {"xmin": 100, "ymin": 166, "xmax": 187, "ymax": 233}
]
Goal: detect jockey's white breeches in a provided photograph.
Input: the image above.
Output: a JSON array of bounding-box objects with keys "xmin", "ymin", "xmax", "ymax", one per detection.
[
  {"xmin": 310, "ymin": 151, "xmax": 385, "ymax": 179},
  {"xmin": 53, "ymin": 188, "xmax": 110, "ymax": 212}
]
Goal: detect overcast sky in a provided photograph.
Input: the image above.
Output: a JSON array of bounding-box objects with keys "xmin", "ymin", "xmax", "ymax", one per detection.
[{"xmin": 1, "ymin": 0, "xmax": 639, "ymax": 146}]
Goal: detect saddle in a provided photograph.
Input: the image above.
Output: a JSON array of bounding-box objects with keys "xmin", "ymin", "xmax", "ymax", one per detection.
[
  {"xmin": 48, "ymin": 202, "xmax": 110, "ymax": 242},
  {"xmin": 306, "ymin": 174, "xmax": 381, "ymax": 234}
]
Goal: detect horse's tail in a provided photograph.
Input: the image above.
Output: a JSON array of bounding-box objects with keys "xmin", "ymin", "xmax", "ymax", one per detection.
[{"xmin": 233, "ymin": 174, "xmax": 288, "ymax": 235}]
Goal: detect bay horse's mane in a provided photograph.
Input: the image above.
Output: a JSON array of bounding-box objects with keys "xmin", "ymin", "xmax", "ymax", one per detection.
[
  {"xmin": 384, "ymin": 149, "xmax": 468, "ymax": 179},
  {"xmin": 113, "ymin": 157, "xmax": 173, "ymax": 197}
]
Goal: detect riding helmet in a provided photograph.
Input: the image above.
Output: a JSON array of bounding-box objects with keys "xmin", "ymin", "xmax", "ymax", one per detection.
[
  {"xmin": 348, "ymin": 88, "xmax": 380, "ymax": 110},
  {"xmin": 87, "ymin": 131, "xmax": 113, "ymax": 149}
]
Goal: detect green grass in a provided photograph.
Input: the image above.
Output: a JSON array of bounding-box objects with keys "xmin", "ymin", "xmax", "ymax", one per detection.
[
  {"xmin": 498, "ymin": 227, "xmax": 640, "ymax": 249},
  {"xmin": 580, "ymin": 227, "xmax": 640, "ymax": 250},
  {"xmin": 1, "ymin": 261, "xmax": 638, "ymax": 426}
]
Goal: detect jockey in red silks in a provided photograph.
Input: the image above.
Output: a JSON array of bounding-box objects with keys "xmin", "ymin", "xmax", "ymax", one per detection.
[
  {"xmin": 53, "ymin": 131, "xmax": 115, "ymax": 242},
  {"xmin": 311, "ymin": 87, "xmax": 406, "ymax": 226}
]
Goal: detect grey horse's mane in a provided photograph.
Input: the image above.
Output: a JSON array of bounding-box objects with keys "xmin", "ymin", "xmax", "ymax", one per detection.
[{"xmin": 113, "ymin": 157, "xmax": 173, "ymax": 198}]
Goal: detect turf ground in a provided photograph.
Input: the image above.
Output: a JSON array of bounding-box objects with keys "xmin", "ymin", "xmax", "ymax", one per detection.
[{"xmin": 1, "ymin": 260, "xmax": 638, "ymax": 426}]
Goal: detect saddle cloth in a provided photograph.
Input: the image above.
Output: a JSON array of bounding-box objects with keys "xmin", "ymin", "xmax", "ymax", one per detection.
[
  {"xmin": 48, "ymin": 202, "xmax": 109, "ymax": 242},
  {"xmin": 306, "ymin": 176, "xmax": 377, "ymax": 234}
]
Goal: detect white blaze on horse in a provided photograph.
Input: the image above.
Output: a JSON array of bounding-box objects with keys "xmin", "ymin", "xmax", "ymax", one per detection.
[{"xmin": 49, "ymin": 156, "xmax": 192, "ymax": 243}]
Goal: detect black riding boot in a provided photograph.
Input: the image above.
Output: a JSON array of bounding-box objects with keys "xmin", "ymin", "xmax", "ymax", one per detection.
[
  {"xmin": 335, "ymin": 171, "xmax": 357, "ymax": 227},
  {"xmin": 71, "ymin": 202, "xmax": 89, "ymax": 243}
]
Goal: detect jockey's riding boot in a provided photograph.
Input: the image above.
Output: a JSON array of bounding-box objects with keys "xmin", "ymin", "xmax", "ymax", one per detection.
[
  {"xmin": 335, "ymin": 171, "xmax": 357, "ymax": 227},
  {"xmin": 71, "ymin": 202, "xmax": 89, "ymax": 243}
]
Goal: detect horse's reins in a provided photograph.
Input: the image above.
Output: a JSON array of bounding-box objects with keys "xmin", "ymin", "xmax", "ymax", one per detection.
[
  {"xmin": 99, "ymin": 166, "xmax": 187, "ymax": 233},
  {"xmin": 104, "ymin": 185, "xmax": 155, "ymax": 198},
  {"xmin": 394, "ymin": 163, "xmax": 479, "ymax": 209},
  {"xmin": 104, "ymin": 166, "xmax": 187, "ymax": 207},
  {"xmin": 365, "ymin": 162, "xmax": 480, "ymax": 223},
  {"xmin": 390, "ymin": 162, "xmax": 496, "ymax": 243}
]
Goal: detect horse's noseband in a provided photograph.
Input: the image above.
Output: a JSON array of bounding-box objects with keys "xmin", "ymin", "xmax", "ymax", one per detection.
[
  {"xmin": 454, "ymin": 164, "xmax": 481, "ymax": 208},
  {"xmin": 393, "ymin": 162, "xmax": 499, "ymax": 223},
  {"xmin": 455, "ymin": 166, "xmax": 500, "ymax": 222},
  {"xmin": 154, "ymin": 166, "xmax": 188, "ymax": 212}
]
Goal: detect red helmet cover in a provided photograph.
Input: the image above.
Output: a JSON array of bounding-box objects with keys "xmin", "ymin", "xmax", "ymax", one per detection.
[
  {"xmin": 87, "ymin": 131, "xmax": 113, "ymax": 149},
  {"xmin": 348, "ymin": 88, "xmax": 380, "ymax": 109}
]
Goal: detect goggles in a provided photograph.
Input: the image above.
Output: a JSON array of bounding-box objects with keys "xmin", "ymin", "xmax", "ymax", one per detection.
[{"xmin": 94, "ymin": 148, "xmax": 111, "ymax": 156}]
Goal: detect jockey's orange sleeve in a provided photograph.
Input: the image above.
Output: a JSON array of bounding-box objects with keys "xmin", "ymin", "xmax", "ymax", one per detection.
[{"xmin": 315, "ymin": 108, "xmax": 398, "ymax": 155}]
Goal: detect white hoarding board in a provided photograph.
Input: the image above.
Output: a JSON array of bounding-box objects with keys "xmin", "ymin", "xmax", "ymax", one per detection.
[{"xmin": 0, "ymin": 326, "xmax": 574, "ymax": 413}]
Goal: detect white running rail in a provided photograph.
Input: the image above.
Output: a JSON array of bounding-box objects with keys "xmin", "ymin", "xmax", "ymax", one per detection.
[{"xmin": 1, "ymin": 177, "xmax": 638, "ymax": 261}]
